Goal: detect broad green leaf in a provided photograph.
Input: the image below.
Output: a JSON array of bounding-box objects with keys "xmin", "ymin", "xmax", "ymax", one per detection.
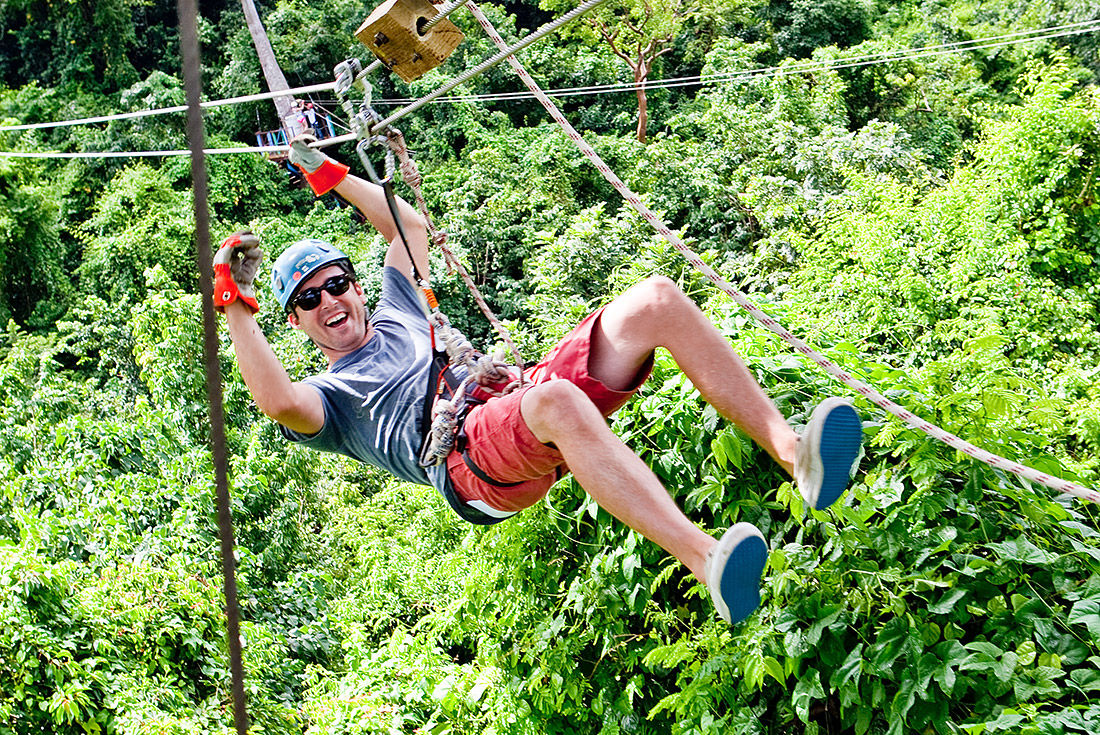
[
  {"xmin": 988, "ymin": 537, "xmax": 1054, "ymax": 565},
  {"xmin": 763, "ymin": 656, "xmax": 786, "ymax": 686},
  {"xmin": 1069, "ymin": 666, "xmax": 1100, "ymax": 693},
  {"xmin": 1068, "ymin": 599, "xmax": 1100, "ymax": 638},
  {"xmin": 792, "ymin": 669, "xmax": 825, "ymax": 724},
  {"xmin": 830, "ymin": 643, "xmax": 864, "ymax": 690},
  {"xmin": 929, "ymin": 588, "xmax": 968, "ymax": 615}
]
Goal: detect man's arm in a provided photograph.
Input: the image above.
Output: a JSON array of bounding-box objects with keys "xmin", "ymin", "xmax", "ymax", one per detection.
[
  {"xmin": 213, "ymin": 231, "xmax": 321, "ymax": 433},
  {"xmin": 224, "ymin": 300, "xmax": 325, "ymax": 435},
  {"xmin": 289, "ymin": 136, "xmax": 431, "ymax": 288},
  {"xmin": 332, "ymin": 173, "xmax": 430, "ymax": 287}
]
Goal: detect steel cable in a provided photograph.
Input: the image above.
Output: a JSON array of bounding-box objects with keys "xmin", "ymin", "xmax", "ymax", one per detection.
[
  {"xmin": 2, "ymin": 18, "xmax": 1096, "ymax": 135},
  {"xmin": 177, "ymin": 1, "xmax": 251, "ymax": 732}
]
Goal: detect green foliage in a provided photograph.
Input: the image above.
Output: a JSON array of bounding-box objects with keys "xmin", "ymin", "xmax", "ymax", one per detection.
[
  {"xmin": 0, "ymin": 288, "xmax": 321, "ymax": 732},
  {"xmin": 4, "ymin": 2, "xmax": 1100, "ymax": 732},
  {"xmin": 762, "ymin": 0, "xmax": 873, "ymax": 59},
  {"xmin": 0, "ymin": 0, "xmax": 140, "ymax": 94},
  {"xmin": 786, "ymin": 58, "xmax": 1100, "ymax": 381},
  {"xmin": 130, "ymin": 274, "xmax": 210, "ymax": 441},
  {"xmin": 524, "ymin": 202, "xmax": 651, "ymax": 342},
  {"xmin": 0, "ymin": 158, "xmax": 69, "ymax": 328},
  {"xmin": 983, "ymin": 59, "xmax": 1100, "ymax": 290},
  {"xmin": 77, "ymin": 165, "xmax": 196, "ymax": 304}
]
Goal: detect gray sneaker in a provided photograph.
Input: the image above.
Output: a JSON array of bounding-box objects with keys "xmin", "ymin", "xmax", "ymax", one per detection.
[
  {"xmin": 704, "ymin": 522, "xmax": 768, "ymax": 624},
  {"xmin": 794, "ymin": 397, "xmax": 862, "ymax": 510}
]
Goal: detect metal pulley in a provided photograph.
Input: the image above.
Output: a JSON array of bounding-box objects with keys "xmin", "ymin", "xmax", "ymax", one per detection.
[{"xmin": 356, "ymin": 0, "xmax": 465, "ymax": 82}]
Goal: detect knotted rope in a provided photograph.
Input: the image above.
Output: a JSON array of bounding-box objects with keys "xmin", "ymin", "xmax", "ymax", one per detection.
[{"xmin": 386, "ymin": 128, "xmax": 526, "ymax": 376}]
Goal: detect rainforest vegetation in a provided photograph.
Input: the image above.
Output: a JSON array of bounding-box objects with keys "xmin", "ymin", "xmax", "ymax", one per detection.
[{"xmin": 1, "ymin": 0, "xmax": 1100, "ymax": 733}]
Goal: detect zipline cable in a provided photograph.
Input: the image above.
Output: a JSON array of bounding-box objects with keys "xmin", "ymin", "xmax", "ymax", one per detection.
[
  {"xmin": 356, "ymin": 20, "xmax": 1100, "ymax": 104},
  {"xmin": 177, "ymin": 1, "xmax": 250, "ymax": 732},
  {"xmin": 0, "ymin": 0, "xmax": 610, "ymax": 156},
  {"xmin": 0, "ymin": 81, "xmax": 336, "ymax": 132},
  {"xmin": 0, "ymin": 0, "xmax": 471, "ymax": 134},
  {"xmin": 0, "ymin": 145, "xmax": 297, "ymax": 159},
  {"xmin": 422, "ymin": 0, "xmax": 468, "ymax": 32},
  {"xmin": 1, "ymin": 17, "xmax": 1096, "ymax": 135},
  {"xmin": 464, "ymin": 0, "xmax": 1100, "ymax": 505},
  {"xmin": 3, "ymin": 17, "xmax": 1098, "ymax": 158}
]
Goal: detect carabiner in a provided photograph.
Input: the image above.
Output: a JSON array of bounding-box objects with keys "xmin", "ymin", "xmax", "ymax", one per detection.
[
  {"xmin": 356, "ymin": 135, "xmax": 395, "ymax": 187},
  {"xmin": 333, "ymin": 59, "xmax": 369, "ymax": 102}
]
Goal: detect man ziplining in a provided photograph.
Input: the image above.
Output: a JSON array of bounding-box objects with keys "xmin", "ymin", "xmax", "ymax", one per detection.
[{"xmin": 214, "ymin": 136, "xmax": 864, "ymax": 625}]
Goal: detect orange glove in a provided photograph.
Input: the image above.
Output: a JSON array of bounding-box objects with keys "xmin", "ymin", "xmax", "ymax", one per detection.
[
  {"xmin": 213, "ymin": 231, "xmax": 262, "ymax": 314},
  {"xmin": 288, "ymin": 134, "xmax": 349, "ymax": 196}
]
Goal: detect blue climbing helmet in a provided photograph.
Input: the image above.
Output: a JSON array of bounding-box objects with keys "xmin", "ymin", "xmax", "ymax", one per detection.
[{"xmin": 271, "ymin": 238, "xmax": 355, "ymax": 312}]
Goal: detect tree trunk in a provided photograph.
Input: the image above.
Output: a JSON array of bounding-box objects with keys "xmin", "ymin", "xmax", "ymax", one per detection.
[
  {"xmin": 240, "ymin": 0, "xmax": 299, "ymax": 135},
  {"xmin": 634, "ymin": 60, "xmax": 648, "ymax": 143}
]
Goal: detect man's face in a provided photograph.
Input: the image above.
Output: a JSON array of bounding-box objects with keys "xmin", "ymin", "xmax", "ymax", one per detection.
[{"xmin": 286, "ymin": 265, "xmax": 371, "ymax": 360}]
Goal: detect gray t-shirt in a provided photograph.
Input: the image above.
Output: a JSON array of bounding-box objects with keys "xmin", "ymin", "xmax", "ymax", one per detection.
[{"xmin": 280, "ymin": 266, "xmax": 460, "ymax": 496}]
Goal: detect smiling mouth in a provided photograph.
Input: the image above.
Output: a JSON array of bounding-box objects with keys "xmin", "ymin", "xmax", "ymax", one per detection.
[{"xmin": 325, "ymin": 313, "xmax": 349, "ymax": 328}]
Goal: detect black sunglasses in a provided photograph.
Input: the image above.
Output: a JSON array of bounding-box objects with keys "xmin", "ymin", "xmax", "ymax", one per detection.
[{"xmin": 291, "ymin": 274, "xmax": 354, "ymax": 312}]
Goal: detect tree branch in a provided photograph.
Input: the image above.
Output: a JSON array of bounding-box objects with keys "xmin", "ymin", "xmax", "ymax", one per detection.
[{"xmin": 593, "ymin": 18, "xmax": 634, "ymax": 68}]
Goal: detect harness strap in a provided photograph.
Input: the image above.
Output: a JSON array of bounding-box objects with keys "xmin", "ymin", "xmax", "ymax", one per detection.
[
  {"xmin": 460, "ymin": 450, "xmax": 524, "ymax": 488},
  {"xmin": 418, "ymin": 351, "xmax": 515, "ymax": 525},
  {"xmin": 419, "ymin": 349, "xmax": 461, "ymax": 446}
]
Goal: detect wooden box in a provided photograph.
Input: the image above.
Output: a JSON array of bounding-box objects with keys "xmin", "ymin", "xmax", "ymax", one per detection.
[{"xmin": 356, "ymin": 0, "xmax": 465, "ymax": 82}]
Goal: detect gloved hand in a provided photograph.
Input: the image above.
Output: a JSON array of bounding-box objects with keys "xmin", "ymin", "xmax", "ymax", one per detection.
[
  {"xmin": 289, "ymin": 133, "xmax": 349, "ymax": 196},
  {"xmin": 213, "ymin": 230, "xmax": 262, "ymax": 314}
]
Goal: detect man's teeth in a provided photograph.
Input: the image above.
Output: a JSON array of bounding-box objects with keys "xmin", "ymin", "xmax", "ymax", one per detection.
[{"xmin": 326, "ymin": 313, "xmax": 348, "ymax": 327}]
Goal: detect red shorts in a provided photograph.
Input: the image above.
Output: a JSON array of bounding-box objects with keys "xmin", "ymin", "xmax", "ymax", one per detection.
[{"xmin": 446, "ymin": 307, "xmax": 653, "ymax": 515}]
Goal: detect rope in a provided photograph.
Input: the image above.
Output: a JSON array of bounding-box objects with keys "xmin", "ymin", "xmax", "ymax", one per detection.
[
  {"xmin": 326, "ymin": 84, "xmax": 525, "ymax": 466},
  {"xmin": 177, "ymin": 1, "xmax": 250, "ymax": 731},
  {"xmin": 464, "ymin": 0, "xmax": 1100, "ymax": 505},
  {"xmin": 386, "ymin": 128, "xmax": 525, "ymax": 374}
]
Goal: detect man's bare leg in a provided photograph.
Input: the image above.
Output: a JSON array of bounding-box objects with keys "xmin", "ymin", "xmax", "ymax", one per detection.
[
  {"xmin": 520, "ymin": 379, "xmax": 714, "ymax": 581},
  {"xmin": 520, "ymin": 379, "xmax": 770, "ymax": 624},
  {"xmin": 590, "ymin": 276, "xmax": 797, "ymax": 475},
  {"xmin": 517, "ymin": 276, "xmax": 857, "ymax": 622}
]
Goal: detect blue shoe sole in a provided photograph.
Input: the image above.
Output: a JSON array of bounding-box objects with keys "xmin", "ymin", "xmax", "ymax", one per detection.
[
  {"xmin": 815, "ymin": 404, "xmax": 862, "ymax": 510},
  {"xmin": 719, "ymin": 534, "xmax": 768, "ymax": 624}
]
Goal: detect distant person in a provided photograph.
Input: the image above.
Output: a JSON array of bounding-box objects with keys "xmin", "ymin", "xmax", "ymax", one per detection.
[
  {"xmin": 213, "ymin": 136, "xmax": 863, "ymax": 625},
  {"xmin": 286, "ymin": 99, "xmax": 309, "ymax": 139},
  {"xmin": 303, "ymin": 101, "xmax": 323, "ymax": 138}
]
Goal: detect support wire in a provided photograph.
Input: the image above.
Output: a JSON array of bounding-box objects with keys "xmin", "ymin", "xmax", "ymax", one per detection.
[{"xmin": 177, "ymin": 1, "xmax": 250, "ymax": 732}]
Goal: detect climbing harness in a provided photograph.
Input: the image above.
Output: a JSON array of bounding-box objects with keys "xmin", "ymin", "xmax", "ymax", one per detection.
[
  {"xmin": 459, "ymin": 0, "xmax": 1100, "ymax": 505},
  {"xmin": 331, "ymin": 60, "xmax": 524, "ymax": 474}
]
